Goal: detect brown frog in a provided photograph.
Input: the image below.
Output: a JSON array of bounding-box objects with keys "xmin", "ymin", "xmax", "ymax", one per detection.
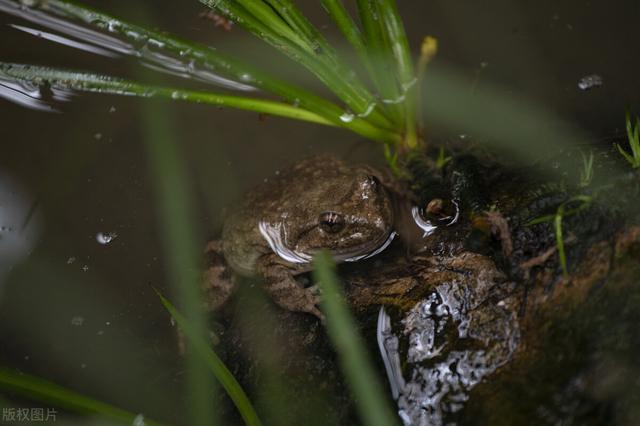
[{"xmin": 203, "ymin": 156, "xmax": 396, "ymax": 320}]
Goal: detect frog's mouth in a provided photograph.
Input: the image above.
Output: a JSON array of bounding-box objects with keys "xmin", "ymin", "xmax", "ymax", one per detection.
[{"xmin": 259, "ymin": 220, "xmax": 396, "ymax": 265}]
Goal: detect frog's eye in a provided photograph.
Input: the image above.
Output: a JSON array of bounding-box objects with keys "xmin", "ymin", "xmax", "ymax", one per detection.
[{"xmin": 318, "ymin": 211, "xmax": 345, "ymax": 233}]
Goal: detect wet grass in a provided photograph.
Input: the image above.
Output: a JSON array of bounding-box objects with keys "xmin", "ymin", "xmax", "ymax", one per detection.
[
  {"xmin": 616, "ymin": 113, "xmax": 640, "ymax": 169},
  {"xmin": 0, "ymin": 368, "xmax": 165, "ymax": 426},
  {"xmin": 313, "ymin": 251, "xmax": 398, "ymax": 426},
  {"xmin": 527, "ymin": 195, "xmax": 593, "ymax": 277}
]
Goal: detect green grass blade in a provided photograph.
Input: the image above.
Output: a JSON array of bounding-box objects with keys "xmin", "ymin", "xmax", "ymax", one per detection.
[
  {"xmin": 312, "ymin": 251, "xmax": 399, "ymax": 426},
  {"xmin": 140, "ymin": 86, "xmax": 215, "ymax": 426},
  {"xmin": 202, "ymin": 0, "xmax": 397, "ymax": 132},
  {"xmin": 616, "ymin": 143, "xmax": 636, "ymax": 167},
  {"xmin": 322, "ymin": 0, "xmax": 402, "ymax": 127},
  {"xmin": 0, "ymin": 62, "xmax": 399, "ymax": 143},
  {"xmin": 321, "ymin": 0, "xmax": 366, "ymax": 53},
  {"xmin": 554, "ymin": 207, "xmax": 568, "ymax": 277},
  {"xmin": 354, "ymin": 0, "xmax": 404, "ymax": 127},
  {"xmin": 376, "ymin": 0, "xmax": 418, "ymax": 149},
  {"xmin": 223, "ymin": 0, "xmax": 308, "ymax": 48},
  {"xmin": 155, "ymin": 290, "xmax": 263, "ymax": 426},
  {"xmin": 264, "ymin": 0, "xmax": 337, "ymax": 59},
  {"xmin": 15, "ymin": 0, "xmax": 394, "ymax": 137},
  {"xmin": 0, "ymin": 368, "xmax": 166, "ymax": 426},
  {"xmin": 526, "ymin": 214, "xmax": 555, "ymax": 225},
  {"xmin": 624, "ymin": 113, "xmax": 640, "ymax": 166},
  {"xmin": 0, "ymin": 63, "xmax": 328, "ymax": 124}
]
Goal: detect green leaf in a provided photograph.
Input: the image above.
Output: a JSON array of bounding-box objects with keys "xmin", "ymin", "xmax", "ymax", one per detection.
[
  {"xmin": 16, "ymin": 0, "xmax": 398, "ymax": 141},
  {"xmin": 554, "ymin": 208, "xmax": 567, "ymax": 277},
  {"xmin": 312, "ymin": 251, "xmax": 399, "ymax": 426},
  {"xmin": 0, "ymin": 368, "xmax": 166, "ymax": 426},
  {"xmin": 202, "ymin": 0, "xmax": 397, "ymax": 131},
  {"xmin": 616, "ymin": 143, "xmax": 636, "ymax": 166},
  {"xmin": 155, "ymin": 290, "xmax": 263, "ymax": 426},
  {"xmin": 0, "ymin": 62, "xmax": 402, "ymax": 143},
  {"xmin": 376, "ymin": 0, "xmax": 418, "ymax": 149}
]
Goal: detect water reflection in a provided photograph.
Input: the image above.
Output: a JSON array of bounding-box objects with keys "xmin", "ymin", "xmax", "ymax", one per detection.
[
  {"xmin": 377, "ymin": 258, "xmax": 520, "ymax": 426},
  {"xmin": 0, "ymin": 76, "xmax": 55, "ymax": 111},
  {"xmin": 0, "ymin": 0, "xmax": 257, "ymax": 91},
  {"xmin": 258, "ymin": 219, "xmax": 397, "ymax": 265},
  {"xmin": 410, "ymin": 200, "xmax": 459, "ymax": 239},
  {"xmin": 10, "ymin": 23, "xmax": 119, "ymax": 57},
  {"xmin": 0, "ymin": 171, "xmax": 42, "ymax": 294}
]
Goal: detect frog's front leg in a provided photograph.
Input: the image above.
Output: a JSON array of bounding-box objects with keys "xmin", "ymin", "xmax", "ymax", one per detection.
[
  {"xmin": 202, "ymin": 240, "xmax": 236, "ymax": 311},
  {"xmin": 256, "ymin": 254, "xmax": 325, "ymax": 321}
]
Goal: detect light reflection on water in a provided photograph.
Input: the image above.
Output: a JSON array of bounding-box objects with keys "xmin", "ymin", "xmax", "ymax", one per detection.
[
  {"xmin": 0, "ymin": 171, "xmax": 41, "ymax": 292},
  {"xmin": 378, "ymin": 262, "xmax": 521, "ymax": 426},
  {"xmin": 0, "ymin": 0, "xmax": 258, "ymax": 95}
]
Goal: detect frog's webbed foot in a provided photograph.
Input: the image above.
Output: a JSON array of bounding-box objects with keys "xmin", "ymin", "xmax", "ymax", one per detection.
[
  {"xmin": 202, "ymin": 240, "xmax": 235, "ymax": 312},
  {"xmin": 257, "ymin": 257, "xmax": 325, "ymax": 321}
]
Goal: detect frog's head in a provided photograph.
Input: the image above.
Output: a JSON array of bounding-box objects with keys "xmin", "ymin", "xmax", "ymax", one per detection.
[{"xmin": 259, "ymin": 171, "xmax": 395, "ymax": 265}]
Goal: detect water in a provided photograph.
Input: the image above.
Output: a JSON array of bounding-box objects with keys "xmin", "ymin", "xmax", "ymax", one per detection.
[{"xmin": 0, "ymin": 0, "xmax": 639, "ymax": 425}]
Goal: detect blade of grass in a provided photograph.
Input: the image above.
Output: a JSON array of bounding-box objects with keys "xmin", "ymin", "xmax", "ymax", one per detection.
[
  {"xmin": 202, "ymin": 0, "xmax": 396, "ymax": 131},
  {"xmin": 140, "ymin": 84, "xmax": 214, "ymax": 426},
  {"xmin": 554, "ymin": 205, "xmax": 567, "ymax": 277},
  {"xmin": 11, "ymin": 0, "xmax": 396, "ymax": 139},
  {"xmin": 354, "ymin": 0, "xmax": 404, "ymax": 127},
  {"xmin": 265, "ymin": 0, "xmax": 337, "ymax": 60},
  {"xmin": 321, "ymin": 0, "xmax": 402, "ymax": 127},
  {"xmin": 0, "ymin": 368, "xmax": 166, "ymax": 426},
  {"xmin": 223, "ymin": 0, "xmax": 308, "ymax": 49},
  {"xmin": 377, "ymin": 0, "xmax": 418, "ymax": 149},
  {"xmin": 618, "ymin": 111, "xmax": 640, "ymax": 168},
  {"xmin": 155, "ymin": 290, "xmax": 263, "ymax": 426},
  {"xmin": 312, "ymin": 251, "xmax": 398, "ymax": 426},
  {"xmin": 0, "ymin": 62, "xmax": 399, "ymax": 143}
]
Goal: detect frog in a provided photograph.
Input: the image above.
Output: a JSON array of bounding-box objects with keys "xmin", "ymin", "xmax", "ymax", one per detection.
[{"xmin": 203, "ymin": 156, "xmax": 396, "ymax": 320}]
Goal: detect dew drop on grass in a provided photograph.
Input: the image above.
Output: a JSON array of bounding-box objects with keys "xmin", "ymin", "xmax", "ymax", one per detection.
[
  {"xmin": 132, "ymin": 414, "xmax": 146, "ymax": 426},
  {"xmin": 357, "ymin": 102, "xmax": 376, "ymax": 118},
  {"xmin": 340, "ymin": 111, "xmax": 355, "ymax": 123}
]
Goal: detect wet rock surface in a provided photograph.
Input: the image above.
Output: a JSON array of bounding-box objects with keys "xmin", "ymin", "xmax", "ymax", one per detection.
[{"xmin": 211, "ymin": 150, "xmax": 640, "ymax": 425}]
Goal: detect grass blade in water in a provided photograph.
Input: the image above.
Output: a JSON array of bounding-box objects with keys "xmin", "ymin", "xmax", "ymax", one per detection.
[
  {"xmin": 313, "ymin": 251, "xmax": 398, "ymax": 426},
  {"xmin": 155, "ymin": 291, "xmax": 263, "ymax": 426}
]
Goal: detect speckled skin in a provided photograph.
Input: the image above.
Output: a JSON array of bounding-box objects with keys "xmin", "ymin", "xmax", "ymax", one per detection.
[{"xmin": 204, "ymin": 156, "xmax": 394, "ymax": 319}]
